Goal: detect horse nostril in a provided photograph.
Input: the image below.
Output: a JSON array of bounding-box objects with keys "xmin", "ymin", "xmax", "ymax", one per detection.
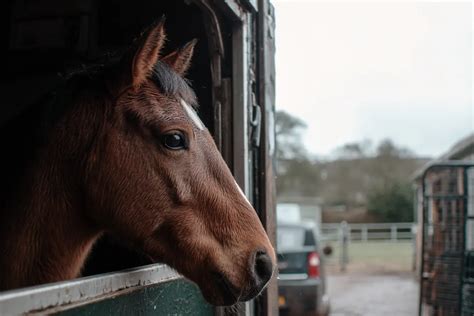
[
  {"xmin": 239, "ymin": 250, "xmax": 275, "ymax": 302},
  {"xmin": 253, "ymin": 250, "xmax": 273, "ymax": 286}
]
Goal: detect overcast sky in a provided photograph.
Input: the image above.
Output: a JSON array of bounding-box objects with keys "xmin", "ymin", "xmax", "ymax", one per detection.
[{"xmin": 273, "ymin": 0, "xmax": 473, "ymax": 158}]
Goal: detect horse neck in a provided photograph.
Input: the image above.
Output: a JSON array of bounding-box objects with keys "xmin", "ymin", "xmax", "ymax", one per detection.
[{"xmin": 0, "ymin": 88, "xmax": 106, "ymax": 290}]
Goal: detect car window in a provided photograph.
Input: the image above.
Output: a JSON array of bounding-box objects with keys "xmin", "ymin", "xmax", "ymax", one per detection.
[{"xmin": 277, "ymin": 226, "xmax": 316, "ymax": 251}]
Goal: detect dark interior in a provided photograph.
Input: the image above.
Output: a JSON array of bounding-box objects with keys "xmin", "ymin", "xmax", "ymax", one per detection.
[
  {"xmin": 1, "ymin": 0, "xmax": 230, "ymax": 275},
  {"xmin": 2, "ymin": 0, "xmax": 216, "ymax": 128}
]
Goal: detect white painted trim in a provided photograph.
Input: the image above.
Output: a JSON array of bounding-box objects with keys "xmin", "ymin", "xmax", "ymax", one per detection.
[
  {"xmin": 0, "ymin": 264, "xmax": 180, "ymax": 315},
  {"xmin": 232, "ymin": 13, "xmax": 250, "ymax": 198}
]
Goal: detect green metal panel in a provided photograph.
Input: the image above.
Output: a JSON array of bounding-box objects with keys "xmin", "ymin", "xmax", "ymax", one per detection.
[{"xmin": 59, "ymin": 279, "xmax": 213, "ymax": 316}]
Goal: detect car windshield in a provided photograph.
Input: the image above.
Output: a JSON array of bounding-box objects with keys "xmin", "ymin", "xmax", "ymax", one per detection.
[{"xmin": 277, "ymin": 226, "xmax": 316, "ymax": 251}]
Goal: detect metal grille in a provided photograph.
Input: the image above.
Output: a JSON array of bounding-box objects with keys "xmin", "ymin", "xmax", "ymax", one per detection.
[
  {"xmin": 462, "ymin": 252, "xmax": 474, "ymax": 315},
  {"xmin": 419, "ymin": 163, "xmax": 473, "ymax": 316}
]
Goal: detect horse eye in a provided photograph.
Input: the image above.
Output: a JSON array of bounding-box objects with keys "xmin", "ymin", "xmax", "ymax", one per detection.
[{"xmin": 163, "ymin": 132, "xmax": 187, "ymax": 150}]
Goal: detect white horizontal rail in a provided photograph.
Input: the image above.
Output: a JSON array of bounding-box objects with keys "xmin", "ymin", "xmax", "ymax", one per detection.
[{"xmin": 321, "ymin": 222, "xmax": 415, "ymax": 242}]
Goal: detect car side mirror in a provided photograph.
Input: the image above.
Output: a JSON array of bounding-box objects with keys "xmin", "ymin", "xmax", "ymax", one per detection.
[{"xmin": 323, "ymin": 244, "xmax": 333, "ymax": 256}]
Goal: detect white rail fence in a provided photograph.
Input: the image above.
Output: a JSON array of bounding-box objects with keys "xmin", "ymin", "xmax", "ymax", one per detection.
[
  {"xmin": 321, "ymin": 222, "xmax": 416, "ymax": 242},
  {"xmin": 320, "ymin": 222, "xmax": 417, "ymax": 271}
]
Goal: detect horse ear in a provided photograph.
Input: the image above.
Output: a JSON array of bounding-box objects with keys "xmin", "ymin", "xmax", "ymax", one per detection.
[
  {"xmin": 162, "ymin": 39, "xmax": 197, "ymax": 76},
  {"xmin": 131, "ymin": 19, "xmax": 166, "ymax": 87}
]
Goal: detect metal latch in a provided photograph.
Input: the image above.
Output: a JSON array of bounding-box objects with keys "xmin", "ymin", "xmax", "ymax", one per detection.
[{"xmin": 250, "ymin": 93, "xmax": 261, "ymax": 148}]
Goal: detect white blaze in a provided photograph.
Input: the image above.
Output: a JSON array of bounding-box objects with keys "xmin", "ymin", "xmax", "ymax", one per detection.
[
  {"xmin": 180, "ymin": 99, "xmax": 205, "ymax": 130},
  {"xmin": 180, "ymin": 99, "xmax": 251, "ymax": 208},
  {"xmin": 234, "ymin": 180, "xmax": 253, "ymax": 208}
]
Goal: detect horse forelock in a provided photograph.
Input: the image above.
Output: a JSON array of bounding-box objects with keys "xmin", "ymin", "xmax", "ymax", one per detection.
[{"xmin": 151, "ymin": 61, "xmax": 197, "ymax": 108}]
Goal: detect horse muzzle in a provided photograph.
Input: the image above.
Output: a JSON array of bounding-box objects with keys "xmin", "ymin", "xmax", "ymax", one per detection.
[{"xmin": 208, "ymin": 249, "xmax": 275, "ymax": 306}]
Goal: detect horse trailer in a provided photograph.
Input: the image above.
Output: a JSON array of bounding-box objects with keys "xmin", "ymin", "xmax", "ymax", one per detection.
[
  {"xmin": 415, "ymin": 161, "xmax": 474, "ymax": 316},
  {"xmin": 0, "ymin": 0, "xmax": 278, "ymax": 315}
]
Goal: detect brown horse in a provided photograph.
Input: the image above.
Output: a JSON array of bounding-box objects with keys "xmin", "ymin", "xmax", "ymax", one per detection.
[{"xmin": 0, "ymin": 20, "xmax": 275, "ymax": 306}]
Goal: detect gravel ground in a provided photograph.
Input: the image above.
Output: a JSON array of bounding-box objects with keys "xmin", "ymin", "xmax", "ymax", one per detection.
[{"xmin": 327, "ymin": 272, "xmax": 419, "ymax": 316}]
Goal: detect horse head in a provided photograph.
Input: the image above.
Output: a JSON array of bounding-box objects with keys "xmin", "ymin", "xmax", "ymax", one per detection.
[{"xmin": 85, "ymin": 20, "xmax": 275, "ymax": 306}]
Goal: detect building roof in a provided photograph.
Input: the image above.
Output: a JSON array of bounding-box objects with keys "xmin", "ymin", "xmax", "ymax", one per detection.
[
  {"xmin": 413, "ymin": 133, "xmax": 474, "ymax": 181},
  {"xmin": 439, "ymin": 133, "xmax": 474, "ymax": 161}
]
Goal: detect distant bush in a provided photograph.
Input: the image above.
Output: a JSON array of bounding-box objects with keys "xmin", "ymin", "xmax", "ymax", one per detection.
[{"xmin": 367, "ymin": 182, "xmax": 414, "ymax": 222}]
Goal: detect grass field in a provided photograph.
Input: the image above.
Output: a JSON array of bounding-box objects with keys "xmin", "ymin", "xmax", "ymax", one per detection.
[{"xmin": 324, "ymin": 240, "xmax": 415, "ymax": 274}]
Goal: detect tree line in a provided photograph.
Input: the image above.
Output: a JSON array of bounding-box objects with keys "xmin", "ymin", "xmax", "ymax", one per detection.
[{"xmin": 276, "ymin": 111, "xmax": 428, "ymax": 222}]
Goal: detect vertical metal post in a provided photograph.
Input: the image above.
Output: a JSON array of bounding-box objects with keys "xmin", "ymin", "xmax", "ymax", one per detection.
[
  {"xmin": 362, "ymin": 225, "xmax": 368, "ymax": 242},
  {"xmin": 391, "ymin": 225, "xmax": 397, "ymax": 242},
  {"xmin": 340, "ymin": 221, "xmax": 349, "ymax": 272},
  {"xmin": 412, "ymin": 224, "xmax": 417, "ymax": 271},
  {"xmin": 419, "ymin": 171, "xmax": 427, "ymax": 316},
  {"xmin": 460, "ymin": 167, "xmax": 469, "ymax": 315}
]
